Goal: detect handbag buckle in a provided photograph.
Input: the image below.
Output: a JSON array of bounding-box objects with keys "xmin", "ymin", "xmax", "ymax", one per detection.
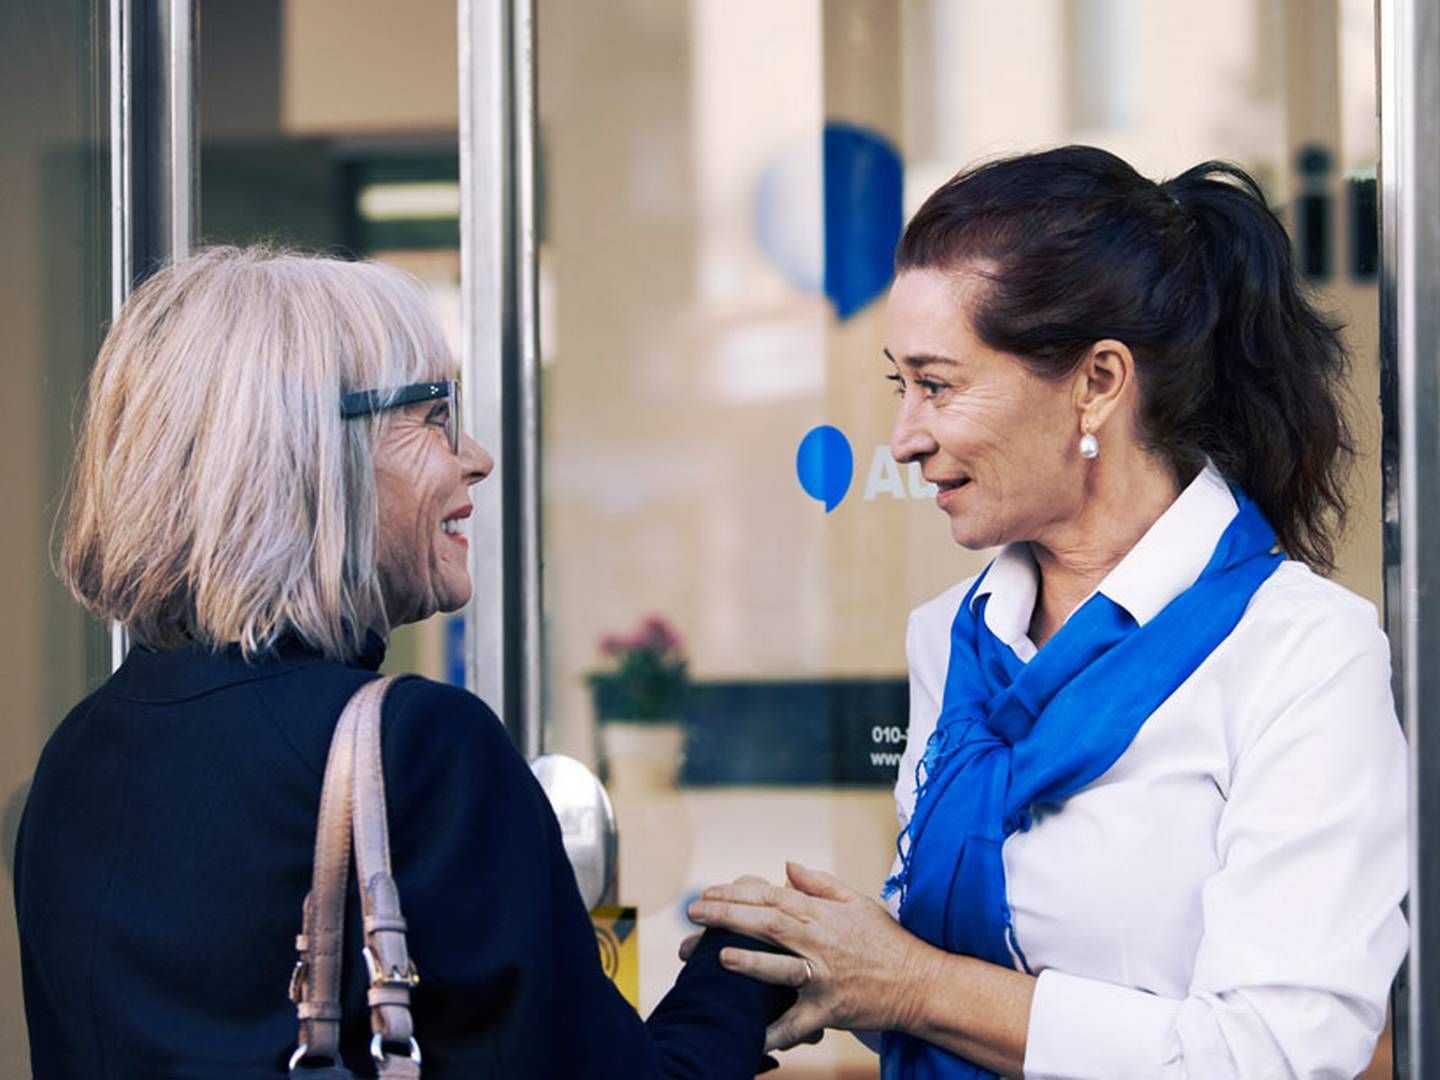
[
  {"xmin": 288, "ymin": 1043, "xmax": 343, "ymax": 1071},
  {"xmin": 288, "ymin": 958, "xmax": 307, "ymax": 1003},
  {"xmin": 362, "ymin": 945, "xmax": 420, "ymax": 989},
  {"xmin": 371, "ymin": 1034, "xmax": 422, "ymax": 1069}
]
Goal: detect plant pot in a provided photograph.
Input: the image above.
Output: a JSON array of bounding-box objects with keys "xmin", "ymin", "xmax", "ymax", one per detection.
[{"xmin": 600, "ymin": 720, "xmax": 684, "ymax": 791}]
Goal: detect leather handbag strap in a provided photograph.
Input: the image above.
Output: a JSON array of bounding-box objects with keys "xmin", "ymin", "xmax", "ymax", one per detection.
[
  {"xmin": 353, "ymin": 676, "xmax": 421, "ymax": 1078},
  {"xmin": 291, "ymin": 681, "xmax": 364, "ymax": 1065},
  {"xmin": 289, "ymin": 676, "xmax": 421, "ymax": 1078}
]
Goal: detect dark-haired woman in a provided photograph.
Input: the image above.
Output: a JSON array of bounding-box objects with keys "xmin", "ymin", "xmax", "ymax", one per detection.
[{"xmin": 686, "ymin": 146, "xmax": 1407, "ymax": 1078}]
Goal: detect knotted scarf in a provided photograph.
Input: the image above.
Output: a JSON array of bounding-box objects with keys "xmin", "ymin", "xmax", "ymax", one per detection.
[{"xmin": 880, "ymin": 491, "xmax": 1282, "ymax": 1079}]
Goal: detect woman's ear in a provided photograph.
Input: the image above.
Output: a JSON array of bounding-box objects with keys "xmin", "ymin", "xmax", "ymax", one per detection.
[{"xmin": 1072, "ymin": 338, "xmax": 1135, "ymax": 431}]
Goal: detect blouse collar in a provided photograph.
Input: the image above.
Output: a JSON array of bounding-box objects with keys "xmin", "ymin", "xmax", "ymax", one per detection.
[{"xmin": 970, "ymin": 463, "xmax": 1240, "ymax": 657}]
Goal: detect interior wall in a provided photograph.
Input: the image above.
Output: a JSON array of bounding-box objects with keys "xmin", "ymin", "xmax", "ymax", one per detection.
[
  {"xmin": 280, "ymin": 0, "xmax": 458, "ymax": 134},
  {"xmin": 200, "ymin": 0, "xmax": 282, "ymax": 137},
  {"xmin": 1280, "ymin": 0, "xmax": 1383, "ymax": 608}
]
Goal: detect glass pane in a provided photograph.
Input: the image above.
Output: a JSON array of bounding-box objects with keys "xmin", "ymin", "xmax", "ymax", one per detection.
[
  {"xmin": 198, "ymin": 0, "xmax": 462, "ymax": 683},
  {"xmin": 0, "ymin": 1, "xmax": 112, "ymax": 1074},
  {"xmin": 536, "ymin": 1, "xmax": 1382, "ymax": 1074}
]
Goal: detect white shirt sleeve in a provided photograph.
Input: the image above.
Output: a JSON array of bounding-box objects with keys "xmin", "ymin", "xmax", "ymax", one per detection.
[
  {"xmin": 896, "ymin": 608, "xmax": 943, "ymax": 835},
  {"xmin": 1023, "ymin": 616, "xmax": 1408, "ymax": 1080}
]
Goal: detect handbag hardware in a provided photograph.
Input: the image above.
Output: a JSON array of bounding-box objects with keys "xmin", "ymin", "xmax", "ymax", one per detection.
[
  {"xmin": 371, "ymin": 1035, "xmax": 423, "ymax": 1069},
  {"xmin": 289, "ymin": 959, "xmax": 308, "ymax": 1004},
  {"xmin": 364, "ymin": 946, "xmax": 421, "ymax": 990},
  {"xmin": 287, "ymin": 675, "xmax": 422, "ymax": 1079}
]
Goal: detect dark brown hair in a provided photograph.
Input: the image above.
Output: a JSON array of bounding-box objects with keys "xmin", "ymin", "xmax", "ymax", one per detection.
[{"xmin": 896, "ymin": 145, "xmax": 1354, "ymax": 572}]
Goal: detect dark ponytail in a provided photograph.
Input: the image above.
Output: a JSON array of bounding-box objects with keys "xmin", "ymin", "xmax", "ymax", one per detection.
[
  {"xmin": 1166, "ymin": 162, "xmax": 1352, "ymax": 571},
  {"xmin": 895, "ymin": 146, "xmax": 1353, "ymax": 572}
]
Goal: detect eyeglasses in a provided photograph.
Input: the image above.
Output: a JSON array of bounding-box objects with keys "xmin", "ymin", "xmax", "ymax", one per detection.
[{"xmin": 340, "ymin": 379, "xmax": 461, "ymax": 454}]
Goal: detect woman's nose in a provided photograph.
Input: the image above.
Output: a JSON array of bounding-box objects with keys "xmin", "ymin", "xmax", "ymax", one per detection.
[
  {"xmin": 460, "ymin": 434, "xmax": 494, "ymax": 485},
  {"xmin": 890, "ymin": 400, "xmax": 937, "ymax": 464}
]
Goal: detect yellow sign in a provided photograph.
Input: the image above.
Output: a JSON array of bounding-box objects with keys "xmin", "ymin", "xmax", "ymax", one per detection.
[{"xmin": 591, "ymin": 905, "xmax": 639, "ymax": 1009}]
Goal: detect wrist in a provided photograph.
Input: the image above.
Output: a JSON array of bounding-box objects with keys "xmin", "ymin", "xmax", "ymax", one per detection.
[{"xmin": 886, "ymin": 934, "xmax": 947, "ymax": 1035}]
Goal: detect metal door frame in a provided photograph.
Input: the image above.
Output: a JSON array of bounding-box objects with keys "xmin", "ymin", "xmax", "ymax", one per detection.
[
  {"xmin": 1380, "ymin": 0, "xmax": 1440, "ymax": 1074},
  {"xmin": 458, "ymin": 0, "xmax": 544, "ymax": 758},
  {"xmin": 108, "ymin": 0, "xmax": 197, "ymax": 671}
]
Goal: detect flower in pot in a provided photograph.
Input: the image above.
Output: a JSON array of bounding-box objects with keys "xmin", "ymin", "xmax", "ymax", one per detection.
[{"xmin": 589, "ymin": 615, "xmax": 689, "ymax": 788}]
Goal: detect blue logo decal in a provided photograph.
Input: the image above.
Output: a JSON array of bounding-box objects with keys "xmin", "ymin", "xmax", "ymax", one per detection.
[
  {"xmin": 796, "ymin": 425, "xmax": 854, "ymax": 512},
  {"xmin": 823, "ymin": 123, "xmax": 904, "ymax": 319},
  {"xmin": 755, "ymin": 122, "xmax": 904, "ymax": 321}
]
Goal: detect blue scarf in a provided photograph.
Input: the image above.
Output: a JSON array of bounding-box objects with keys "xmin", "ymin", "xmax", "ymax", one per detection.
[{"xmin": 880, "ymin": 491, "xmax": 1282, "ymax": 1079}]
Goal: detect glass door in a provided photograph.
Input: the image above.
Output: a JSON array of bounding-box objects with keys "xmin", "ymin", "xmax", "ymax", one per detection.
[
  {"xmin": 530, "ymin": 1, "xmax": 1386, "ymax": 1075},
  {"xmin": 535, "ymin": 10, "xmax": 932, "ymax": 1074},
  {"xmin": 0, "ymin": 2, "xmax": 113, "ymax": 1075}
]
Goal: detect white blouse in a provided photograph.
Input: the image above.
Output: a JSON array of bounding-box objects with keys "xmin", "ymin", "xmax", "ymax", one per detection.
[{"xmin": 888, "ymin": 465, "xmax": 1408, "ymax": 1079}]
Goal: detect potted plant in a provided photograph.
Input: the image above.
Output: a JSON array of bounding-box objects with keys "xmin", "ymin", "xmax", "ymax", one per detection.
[{"xmin": 588, "ymin": 615, "xmax": 689, "ymax": 789}]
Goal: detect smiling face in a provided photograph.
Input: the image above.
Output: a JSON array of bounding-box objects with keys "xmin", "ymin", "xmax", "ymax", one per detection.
[
  {"xmin": 373, "ymin": 396, "xmax": 494, "ymax": 627},
  {"xmin": 885, "ymin": 268, "xmax": 1088, "ymax": 551}
]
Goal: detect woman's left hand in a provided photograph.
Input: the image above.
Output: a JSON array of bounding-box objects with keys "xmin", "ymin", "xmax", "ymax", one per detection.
[{"xmin": 687, "ymin": 861, "xmax": 938, "ymax": 1052}]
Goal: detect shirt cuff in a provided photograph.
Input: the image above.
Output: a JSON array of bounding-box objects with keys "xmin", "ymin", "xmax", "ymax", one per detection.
[{"xmin": 1024, "ymin": 969, "xmax": 1181, "ymax": 1080}]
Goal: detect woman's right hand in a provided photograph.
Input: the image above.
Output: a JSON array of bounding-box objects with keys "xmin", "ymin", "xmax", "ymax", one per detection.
[
  {"xmin": 686, "ymin": 864, "xmax": 1033, "ymax": 1075},
  {"xmin": 685, "ymin": 864, "xmax": 941, "ymax": 1051}
]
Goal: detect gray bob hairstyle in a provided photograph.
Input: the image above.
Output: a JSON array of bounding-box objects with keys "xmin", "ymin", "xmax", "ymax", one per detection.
[{"xmin": 60, "ymin": 245, "xmax": 452, "ymax": 662}]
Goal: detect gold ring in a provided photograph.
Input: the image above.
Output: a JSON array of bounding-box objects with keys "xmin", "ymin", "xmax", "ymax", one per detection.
[{"xmin": 800, "ymin": 959, "xmax": 814, "ymax": 986}]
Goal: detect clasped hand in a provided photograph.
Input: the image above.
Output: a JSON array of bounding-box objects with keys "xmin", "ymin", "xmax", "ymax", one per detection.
[{"xmin": 684, "ymin": 862, "xmax": 934, "ymax": 1053}]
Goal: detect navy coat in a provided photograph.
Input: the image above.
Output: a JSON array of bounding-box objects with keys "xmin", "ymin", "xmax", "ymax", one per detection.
[{"xmin": 15, "ymin": 637, "xmax": 791, "ymax": 1077}]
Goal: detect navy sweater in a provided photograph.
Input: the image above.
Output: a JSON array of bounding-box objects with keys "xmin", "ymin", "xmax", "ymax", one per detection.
[{"xmin": 15, "ymin": 637, "xmax": 790, "ymax": 1077}]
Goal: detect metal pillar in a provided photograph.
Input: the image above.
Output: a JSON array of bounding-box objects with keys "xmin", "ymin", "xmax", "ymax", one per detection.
[
  {"xmin": 1378, "ymin": 0, "xmax": 1440, "ymax": 1074},
  {"xmin": 458, "ymin": 0, "xmax": 544, "ymax": 758},
  {"xmin": 108, "ymin": 0, "xmax": 197, "ymax": 672}
]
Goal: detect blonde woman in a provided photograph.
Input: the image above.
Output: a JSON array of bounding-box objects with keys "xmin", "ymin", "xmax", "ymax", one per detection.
[{"xmin": 15, "ymin": 247, "xmax": 790, "ymax": 1078}]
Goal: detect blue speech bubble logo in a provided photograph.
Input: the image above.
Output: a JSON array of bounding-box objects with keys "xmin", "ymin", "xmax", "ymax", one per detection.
[
  {"xmin": 795, "ymin": 425, "xmax": 854, "ymax": 512},
  {"xmin": 755, "ymin": 122, "xmax": 904, "ymax": 321}
]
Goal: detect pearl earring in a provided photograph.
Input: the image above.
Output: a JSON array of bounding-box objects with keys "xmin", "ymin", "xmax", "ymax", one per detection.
[{"xmin": 1079, "ymin": 430, "xmax": 1099, "ymax": 459}]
